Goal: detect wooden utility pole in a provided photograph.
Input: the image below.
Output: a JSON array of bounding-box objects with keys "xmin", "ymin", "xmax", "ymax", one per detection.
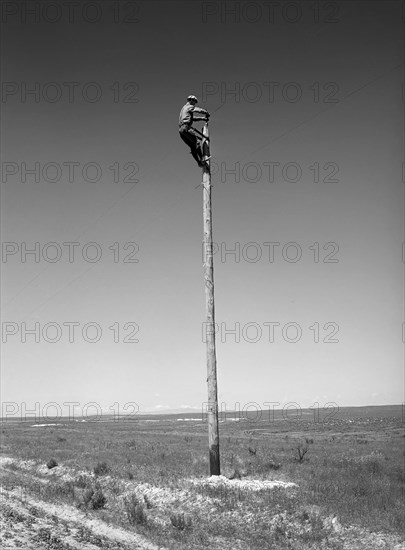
[{"xmin": 201, "ymin": 123, "xmax": 220, "ymax": 476}]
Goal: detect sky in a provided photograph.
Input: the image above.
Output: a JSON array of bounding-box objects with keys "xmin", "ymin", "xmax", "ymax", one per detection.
[{"xmin": 0, "ymin": 0, "xmax": 404, "ymax": 418}]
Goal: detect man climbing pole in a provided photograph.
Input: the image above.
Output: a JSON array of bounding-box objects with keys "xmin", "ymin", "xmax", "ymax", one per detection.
[{"xmin": 179, "ymin": 95, "xmax": 210, "ymax": 168}]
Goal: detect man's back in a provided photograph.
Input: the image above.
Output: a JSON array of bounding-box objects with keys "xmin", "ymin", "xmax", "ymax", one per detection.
[{"xmin": 179, "ymin": 102, "xmax": 194, "ymax": 127}]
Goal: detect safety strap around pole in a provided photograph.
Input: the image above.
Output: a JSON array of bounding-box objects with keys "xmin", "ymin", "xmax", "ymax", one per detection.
[{"xmin": 194, "ymin": 127, "xmax": 210, "ymax": 140}]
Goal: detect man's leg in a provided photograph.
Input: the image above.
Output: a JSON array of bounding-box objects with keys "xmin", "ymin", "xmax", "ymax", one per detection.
[
  {"xmin": 187, "ymin": 127, "xmax": 204, "ymax": 160},
  {"xmin": 180, "ymin": 127, "xmax": 203, "ymax": 166}
]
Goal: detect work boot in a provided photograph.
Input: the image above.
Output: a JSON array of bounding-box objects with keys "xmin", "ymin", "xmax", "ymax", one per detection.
[{"xmin": 190, "ymin": 151, "xmax": 204, "ymax": 168}]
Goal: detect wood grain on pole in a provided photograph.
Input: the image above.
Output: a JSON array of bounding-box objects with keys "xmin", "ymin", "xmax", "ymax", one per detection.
[{"xmin": 202, "ymin": 123, "xmax": 220, "ymax": 476}]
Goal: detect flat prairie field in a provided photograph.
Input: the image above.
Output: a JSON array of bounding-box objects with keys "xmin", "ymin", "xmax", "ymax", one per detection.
[{"xmin": 1, "ymin": 405, "xmax": 404, "ymax": 549}]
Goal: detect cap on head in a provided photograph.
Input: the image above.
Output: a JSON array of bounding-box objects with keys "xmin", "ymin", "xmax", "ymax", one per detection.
[{"xmin": 187, "ymin": 95, "xmax": 198, "ymax": 103}]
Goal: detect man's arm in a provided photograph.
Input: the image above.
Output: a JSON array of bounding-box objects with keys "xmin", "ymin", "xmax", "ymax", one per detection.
[
  {"xmin": 193, "ymin": 107, "xmax": 210, "ymax": 116},
  {"xmin": 192, "ymin": 107, "xmax": 210, "ymax": 123}
]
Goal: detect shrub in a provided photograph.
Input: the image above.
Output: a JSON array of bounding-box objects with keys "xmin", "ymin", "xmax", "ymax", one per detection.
[
  {"xmin": 366, "ymin": 458, "xmax": 383, "ymax": 475},
  {"xmin": 36, "ymin": 527, "xmax": 52, "ymax": 543},
  {"xmin": 4, "ymin": 507, "xmax": 25, "ymax": 522},
  {"xmin": 143, "ymin": 494, "xmax": 153, "ymax": 509},
  {"xmin": 74, "ymin": 474, "xmax": 89, "ymax": 489},
  {"xmin": 263, "ymin": 460, "xmax": 282, "ymax": 471},
  {"xmin": 47, "ymin": 458, "xmax": 58, "ymax": 469},
  {"xmin": 170, "ymin": 512, "xmax": 192, "ymax": 531},
  {"xmin": 91, "ymin": 486, "xmax": 107, "ymax": 510},
  {"xmin": 36, "ymin": 528, "xmax": 64, "ymax": 547},
  {"xmin": 76, "ymin": 525, "xmax": 94, "ymax": 542},
  {"xmin": 93, "ymin": 461, "xmax": 110, "ymax": 477},
  {"xmin": 81, "ymin": 484, "xmax": 107, "ymax": 510},
  {"xmin": 294, "ymin": 444, "xmax": 309, "ymax": 463},
  {"xmin": 124, "ymin": 494, "xmax": 147, "ymax": 525},
  {"xmin": 82, "ymin": 487, "xmax": 95, "ymax": 507}
]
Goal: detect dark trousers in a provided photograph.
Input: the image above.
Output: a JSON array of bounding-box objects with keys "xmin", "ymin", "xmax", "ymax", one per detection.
[{"xmin": 179, "ymin": 124, "xmax": 203, "ymax": 165}]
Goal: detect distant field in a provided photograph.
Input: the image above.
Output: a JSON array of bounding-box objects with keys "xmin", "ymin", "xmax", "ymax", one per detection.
[{"xmin": 1, "ymin": 405, "xmax": 404, "ymax": 549}]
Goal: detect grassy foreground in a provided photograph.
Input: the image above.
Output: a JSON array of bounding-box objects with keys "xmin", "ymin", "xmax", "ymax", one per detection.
[{"xmin": 1, "ymin": 405, "xmax": 404, "ymax": 549}]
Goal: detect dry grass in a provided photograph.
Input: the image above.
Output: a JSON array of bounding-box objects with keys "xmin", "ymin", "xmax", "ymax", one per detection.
[{"xmin": 1, "ymin": 406, "xmax": 404, "ymax": 549}]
